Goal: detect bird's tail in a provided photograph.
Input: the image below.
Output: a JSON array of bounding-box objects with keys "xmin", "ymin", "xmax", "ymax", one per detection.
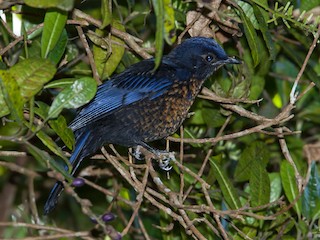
[{"xmin": 44, "ymin": 131, "xmax": 90, "ymax": 214}]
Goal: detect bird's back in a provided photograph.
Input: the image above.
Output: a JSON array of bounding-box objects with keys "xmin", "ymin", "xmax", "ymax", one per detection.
[{"xmin": 70, "ymin": 58, "xmax": 204, "ymax": 149}]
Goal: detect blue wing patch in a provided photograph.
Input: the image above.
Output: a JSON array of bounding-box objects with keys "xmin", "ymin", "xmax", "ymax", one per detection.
[{"xmin": 69, "ymin": 62, "xmax": 174, "ymax": 131}]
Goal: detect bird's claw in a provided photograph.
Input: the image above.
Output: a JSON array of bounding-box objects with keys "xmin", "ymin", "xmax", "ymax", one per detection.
[
  {"xmin": 131, "ymin": 146, "xmax": 144, "ymax": 161},
  {"xmin": 132, "ymin": 146, "xmax": 175, "ymax": 171},
  {"xmin": 156, "ymin": 151, "xmax": 175, "ymax": 171}
]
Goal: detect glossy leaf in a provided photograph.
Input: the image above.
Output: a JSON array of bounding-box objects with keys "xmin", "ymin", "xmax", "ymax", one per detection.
[
  {"xmin": 152, "ymin": 0, "xmax": 164, "ymax": 69},
  {"xmin": 280, "ymin": 161, "xmax": 302, "ymax": 217},
  {"xmin": 236, "ymin": 0, "xmax": 259, "ymax": 29},
  {"xmin": 47, "ymin": 28, "xmax": 68, "ymax": 64},
  {"xmin": 36, "ymin": 101, "xmax": 74, "ymax": 150},
  {"xmin": 301, "ymin": 161, "xmax": 320, "ymax": 220},
  {"xmin": 249, "ymin": 162, "xmax": 270, "ymax": 207},
  {"xmin": 0, "ymin": 70, "xmax": 24, "ymax": 121},
  {"xmin": 252, "ymin": 5, "xmax": 276, "ymax": 61},
  {"xmin": 163, "ymin": 0, "xmax": 176, "ymax": 44},
  {"xmin": 41, "ymin": 10, "xmax": 68, "ymax": 58},
  {"xmin": 279, "ymin": 41, "xmax": 319, "ymax": 86},
  {"xmin": 300, "ymin": 0, "xmax": 320, "ymax": 11},
  {"xmin": 10, "ymin": 58, "xmax": 56, "ymax": 100},
  {"xmin": 48, "ymin": 77, "xmax": 97, "ymax": 119},
  {"xmin": 0, "ymin": 81, "xmax": 10, "ymax": 118},
  {"xmin": 26, "ymin": 143, "xmax": 72, "ymax": 182},
  {"xmin": 25, "ymin": 0, "xmax": 74, "ymax": 11},
  {"xmin": 234, "ymin": 141, "xmax": 270, "ymax": 182},
  {"xmin": 36, "ymin": 130, "xmax": 66, "ymax": 159},
  {"xmin": 44, "ymin": 78, "xmax": 75, "ymax": 89},
  {"xmin": 249, "ymin": 76, "xmax": 265, "ymax": 100},
  {"xmin": 269, "ymin": 173, "xmax": 282, "ymax": 202},
  {"xmin": 232, "ymin": 77, "xmax": 250, "ymax": 99},
  {"xmin": 269, "ymin": 212, "xmax": 295, "ymax": 235},
  {"xmin": 93, "ymin": 22, "xmax": 125, "ymax": 79},
  {"xmin": 298, "ymin": 101, "xmax": 320, "ymax": 124},
  {"xmin": 101, "ymin": 0, "xmax": 112, "ymax": 29},
  {"xmin": 210, "ymin": 157, "xmax": 241, "ymax": 209},
  {"xmin": 202, "ymin": 108, "xmax": 226, "ymax": 128},
  {"xmin": 234, "ymin": 226, "xmax": 257, "ymax": 239},
  {"xmin": 238, "ymin": 8, "xmax": 260, "ymax": 67}
]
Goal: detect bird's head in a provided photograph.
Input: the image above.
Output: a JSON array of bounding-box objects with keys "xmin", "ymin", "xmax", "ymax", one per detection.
[{"xmin": 167, "ymin": 37, "xmax": 241, "ymax": 80}]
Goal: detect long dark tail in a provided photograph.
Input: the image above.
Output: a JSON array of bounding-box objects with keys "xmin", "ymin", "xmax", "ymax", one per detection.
[{"xmin": 44, "ymin": 131, "xmax": 90, "ymax": 215}]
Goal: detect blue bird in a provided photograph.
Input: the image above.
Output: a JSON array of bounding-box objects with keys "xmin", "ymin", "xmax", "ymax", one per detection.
[{"xmin": 44, "ymin": 37, "xmax": 240, "ymax": 214}]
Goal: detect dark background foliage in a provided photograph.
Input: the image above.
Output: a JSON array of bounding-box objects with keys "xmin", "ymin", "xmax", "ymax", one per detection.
[{"xmin": 0, "ymin": 0, "xmax": 319, "ymax": 239}]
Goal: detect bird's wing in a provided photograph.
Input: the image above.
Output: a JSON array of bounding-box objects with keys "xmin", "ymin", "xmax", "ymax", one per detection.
[{"xmin": 69, "ymin": 60, "xmax": 175, "ymax": 131}]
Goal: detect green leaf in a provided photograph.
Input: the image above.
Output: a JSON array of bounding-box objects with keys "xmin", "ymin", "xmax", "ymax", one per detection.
[
  {"xmin": 10, "ymin": 58, "xmax": 56, "ymax": 100},
  {"xmin": 25, "ymin": 0, "xmax": 74, "ymax": 11},
  {"xmin": 41, "ymin": 10, "xmax": 68, "ymax": 59},
  {"xmin": 49, "ymin": 116, "xmax": 75, "ymax": 150},
  {"xmin": 152, "ymin": 0, "xmax": 165, "ymax": 69},
  {"xmin": 48, "ymin": 77, "xmax": 97, "ymax": 119},
  {"xmin": 29, "ymin": 103, "xmax": 68, "ymax": 159},
  {"xmin": 44, "ymin": 78, "xmax": 75, "ymax": 89},
  {"xmin": 101, "ymin": 0, "xmax": 112, "ymax": 29},
  {"xmin": 182, "ymin": 128, "xmax": 204, "ymax": 148},
  {"xmin": 249, "ymin": 162, "xmax": 270, "ymax": 207},
  {"xmin": 163, "ymin": 0, "xmax": 176, "ymax": 44},
  {"xmin": 269, "ymin": 173, "xmax": 282, "ymax": 202},
  {"xmin": 237, "ymin": 7, "xmax": 261, "ymax": 67},
  {"xmin": 301, "ymin": 161, "xmax": 320, "ymax": 220},
  {"xmin": 279, "ymin": 41, "xmax": 319, "ymax": 86},
  {"xmin": 234, "ymin": 226, "xmax": 257, "ymax": 239},
  {"xmin": 36, "ymin": 101, "xmax": 75, "ymax": 150},
  {"xmin": 47, "ymin": 28, "xmax": 68, "ymax": 64},
  {"xmin": 36, "ymin": 130, "xmax": 66, "ymax": 159},
  {"xmin": 26, "ymin": 142, "xmax": 72, "ymax": 182},
  {"xmin": 236, "ymin": 0, "xmax": 259, "ymax": 29},
  {"xmin": 252, "ymin": 5, "xmax": 276, "ymax": 61},
  {"xmin": 280, "ymin": 160, "xmax": 302, "ymax": 217},
  {"xmin": 249, "ymin": 76, "xmax": 265, "ymax": 100},
  {"xmin": 232, "ymin": 77, "xmax": 250, "ymax": 99},
  {"xmin": 298, "ymin": 101, "xmax": 320, "ymax": 124},
  {"xmin": 269, "ymin": 212, "xmax": 295, "ymax": 235},
  {"xmin": 93, "ymin": 21, "xmax": 125, "ymax": 79},
  {"xmin": 0, "ymin": 70, "xmax": 24, "ymax": 122},
  {"xmin": 300, "ymin": 0, "xmax": 320, "ymax": 11},
  {"xmin": 234, "ymin": 141, "xmax": 270, "ymax": 182},
  {"xmin": 201, "ymin": 108, "xmax": 226, "ymax": 128},
  {"xmin": 0, "ymin": 84, "xmax": 10, "ymax": 118},
  {"xmin": 210, "ymin": 156, "xmax": 241, "ymax": 209}
]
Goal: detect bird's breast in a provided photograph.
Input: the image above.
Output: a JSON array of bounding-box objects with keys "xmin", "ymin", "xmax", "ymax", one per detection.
[{"xmin": 133, "ymin": 78, "xmax": 204, "ymax": 142}]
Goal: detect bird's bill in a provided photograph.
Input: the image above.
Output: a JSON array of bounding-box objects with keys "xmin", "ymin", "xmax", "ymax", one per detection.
[{"xmin": 224, "ymin": 56, "xmax": 242, "ymax": 65}]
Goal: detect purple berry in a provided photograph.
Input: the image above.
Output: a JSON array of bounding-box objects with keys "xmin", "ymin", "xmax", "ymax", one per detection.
[
  {"xmin": 114, "ymin": 232, "xmax": 122, "ymax": 240},
  {"xmin": 71, "ymin": 178, "xmax": 85, "ymax": 187},
  {"xmin": 102, "ymin": 212, "xmax": 116, "ymax": 222}
]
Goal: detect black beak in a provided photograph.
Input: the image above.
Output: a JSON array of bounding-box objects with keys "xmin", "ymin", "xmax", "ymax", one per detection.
[{"xmin": 224, "ymin": 56, "xmax": 242, "ymax": 65}]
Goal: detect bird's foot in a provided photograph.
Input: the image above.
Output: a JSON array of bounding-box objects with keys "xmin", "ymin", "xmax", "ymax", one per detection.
[
  {"xmin": 156, "ymin": 151, "xmax": 175, "ymax": 171},
  {"xmin": 131, "ymin": 145, "xmax": 145, "ymax": 161},
  {"xmin": 133, "ymin": 144, "xmax": 175, "ymax": 171}
]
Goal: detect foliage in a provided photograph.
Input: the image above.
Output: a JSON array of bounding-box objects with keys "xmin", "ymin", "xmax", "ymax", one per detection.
[{"xmin": 0, "ymin": 0, "xmax": 320, "ymax": 239}]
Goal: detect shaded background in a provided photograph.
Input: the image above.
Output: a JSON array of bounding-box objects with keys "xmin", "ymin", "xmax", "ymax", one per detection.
[{"xmin": 0, "ymin": 0, "xmax": 319, "ymax": 239}]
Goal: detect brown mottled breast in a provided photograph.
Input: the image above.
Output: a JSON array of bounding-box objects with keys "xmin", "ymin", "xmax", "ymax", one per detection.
[{"xmin": 130, "ymin": 78, "xmax": 205, "ymax": 142}]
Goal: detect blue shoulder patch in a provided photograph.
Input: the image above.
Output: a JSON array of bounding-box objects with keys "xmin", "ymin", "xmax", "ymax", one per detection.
[{"xmin": 69, "ymin": 61, "xmax": 176, "ymax": 131}]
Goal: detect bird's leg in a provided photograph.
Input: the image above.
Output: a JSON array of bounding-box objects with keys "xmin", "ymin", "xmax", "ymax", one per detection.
[
  {"xmin": 131, "ymin": 145, "xmax": 145, "ymax": 161},
  {"xmin": 135, "ymin": 142, "xmax": 175, "ymax": 171}
]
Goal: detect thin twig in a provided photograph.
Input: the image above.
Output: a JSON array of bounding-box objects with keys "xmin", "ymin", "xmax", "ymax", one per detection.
[
  {"xmin": 289, "ymin": 24, "xmax": 320, "ymax": 103},
  {"xmin": 74, "ymin": 25, "xmax": 101, "ymax": 84}
]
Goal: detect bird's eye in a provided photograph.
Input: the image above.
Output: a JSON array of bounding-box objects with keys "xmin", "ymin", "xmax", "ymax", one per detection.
[{"xmin": 205, "ymin": 54, "xmax": 214, "ymax": 63}]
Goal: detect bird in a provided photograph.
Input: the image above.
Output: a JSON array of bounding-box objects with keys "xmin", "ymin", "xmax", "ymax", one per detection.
[{"xmin": 44, "ymin": 37, "xmax": 241, "ymax": 214}]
